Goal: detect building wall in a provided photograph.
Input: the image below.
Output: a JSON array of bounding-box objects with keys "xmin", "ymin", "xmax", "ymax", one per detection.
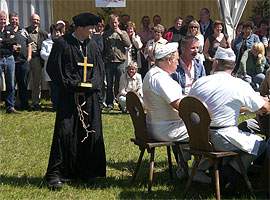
[{"xmin": 52, "ymin": 0, "xmax": 257, "ymax": 31}]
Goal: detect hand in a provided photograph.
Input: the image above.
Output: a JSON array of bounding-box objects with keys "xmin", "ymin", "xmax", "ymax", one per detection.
[{"xmin": 114, "ymin": 27, "xmax": 122, "ymax": 34}]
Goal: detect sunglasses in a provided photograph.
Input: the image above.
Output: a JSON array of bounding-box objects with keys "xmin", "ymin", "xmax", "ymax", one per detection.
[{"xmin": 189, "ymin": 26, "xmax": 198, "ymax": 29}]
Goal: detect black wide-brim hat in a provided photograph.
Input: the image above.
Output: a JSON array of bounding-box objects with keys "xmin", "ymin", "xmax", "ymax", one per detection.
[{"xmin": 72, "ymin": 12, "xmax": 101, "ymax": 27}]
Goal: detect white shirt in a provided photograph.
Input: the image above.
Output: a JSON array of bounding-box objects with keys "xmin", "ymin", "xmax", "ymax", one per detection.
[
  {"xmin": 143, "ymin": 66, "xmax": 187, "ymax": 141},
  {"xmin": 118, "ymin": 72, "xmax": 142, "ymax": 98},
  {"xmin": 189, "ymin": 71, "xmax": 265, "ymax": 155},
  {"xmin": 180, "ymin": 58, "xmax": 195, "ymax": 95},
  {"xmin": 124, "ymin": 34, "xmax": 143, "ymax": 68},
  {"xmin": 40, "ymin": 37, "xmax": 54, "ymax": 81}
]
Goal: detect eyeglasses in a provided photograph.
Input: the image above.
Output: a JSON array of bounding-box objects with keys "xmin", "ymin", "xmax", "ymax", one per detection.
[{"xmin": 189, "ymin": 26, "xmax": 198, "ymax": 29}]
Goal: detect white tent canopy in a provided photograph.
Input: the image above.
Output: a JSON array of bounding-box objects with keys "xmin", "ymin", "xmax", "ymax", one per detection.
[{"xmin": 216, "ymin": 0, "xmax": 248, "ymax": 40}]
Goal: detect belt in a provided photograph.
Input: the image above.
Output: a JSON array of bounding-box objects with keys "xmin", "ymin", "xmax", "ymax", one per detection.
[
  {"xmin": 210, "ymin": 125, "xmax": 234, "ymax": 130},
  {"xmin": 0, "ymin": 55, "xmax": 11, "ymax": 58}
]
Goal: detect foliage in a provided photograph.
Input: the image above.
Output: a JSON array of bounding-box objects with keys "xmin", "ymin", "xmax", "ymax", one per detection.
[
  {"xmin": 97, "ymin": 7, "xmax": 115, "ymax": 24},
  {"xmin": 251, "ymin": 0, "xmax": 270, "ymax": 21},
  {"xmin": 0, "ymin": 101, "xmax": 267, "ymax": 199}
]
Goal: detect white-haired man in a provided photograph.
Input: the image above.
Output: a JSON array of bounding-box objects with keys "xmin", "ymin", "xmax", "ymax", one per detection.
[
  {"xmin": 189, "ymin": 47, "xmax": 269, "ymax": 190},
  {"xmin": 143, "ymin": 42, "xmax": 211, "ymax": 183}
]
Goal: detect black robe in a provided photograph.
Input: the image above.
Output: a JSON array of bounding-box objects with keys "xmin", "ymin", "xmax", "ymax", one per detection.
[{"xmin": 45, "ymin": 34, "xmax": 106, "ymax": 182}]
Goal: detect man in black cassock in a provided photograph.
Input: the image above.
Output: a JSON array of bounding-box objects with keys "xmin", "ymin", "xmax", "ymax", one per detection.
[{"xmin": 45, "ymin": 13, "xmax": 106, "ymax": 190}]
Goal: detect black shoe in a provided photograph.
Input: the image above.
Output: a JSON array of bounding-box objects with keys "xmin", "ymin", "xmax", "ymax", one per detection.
[
  {"xmin": 6, "ymin": 109, "xmax": 21, "ymax": 114},
  {"xmin": 33, "ymin": 104, "xmax": 42, "ymax": 110},
  {"xmin": 104, "ymin": 106, "xmax": 113, "ymax": 112},
  {"xmin": 85, "ymin": 177, "xmax": 95, "ymax": 187},
  {"xmin": 47, "ymin": 179, "xmax": 63, "ymax": 190}
]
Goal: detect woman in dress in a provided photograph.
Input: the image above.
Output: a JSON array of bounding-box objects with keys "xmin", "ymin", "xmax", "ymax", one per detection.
[
  {"xmin": 203, "ymin": 20, "xmax": 231, "ymax": 75},
  {"xmin": 186, "ymin": 20, "xmax": 204, "ymax": 64}
]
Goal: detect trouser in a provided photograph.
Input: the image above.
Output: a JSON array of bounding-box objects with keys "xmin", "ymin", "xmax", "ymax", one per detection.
[
  {"xmin": 210, "ymin": 131, "xmax": 266, "ymax": 173},
  {"xmin": 29, "ymin": 56, "xmax": 42, "ymax": 105},
  {"xmin": 105, "ymin": 62, "xmax": 125, "ymax": 108},
  {"xmin": 0, "ymin": 56, "xmax": 15, "ymax": 111},
  {"xmin": 15, "ymin": 60, "xmax": 30, "ymax": 109},
  {"xmin": 48, "ymin": 81, "xmax": 58, "ymax": 110}
]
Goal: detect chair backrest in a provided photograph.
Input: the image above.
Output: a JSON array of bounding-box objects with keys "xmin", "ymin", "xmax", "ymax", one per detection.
[
  {"xmin": 126, "ymin": 91, "xmax": 151, "ymax": 142},
  {"xmin": 179, "ymin": 96, "xmax": 214, "ymax": 152}
]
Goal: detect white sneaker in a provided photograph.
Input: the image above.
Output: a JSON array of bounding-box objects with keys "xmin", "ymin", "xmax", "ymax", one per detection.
[
  {"xmin": 189, "ymin": 169, "xmax": 211, "ymax": 184},
  {"xmin": 176, "ymin": 165, "xmax": 187, "ymax": 179}
]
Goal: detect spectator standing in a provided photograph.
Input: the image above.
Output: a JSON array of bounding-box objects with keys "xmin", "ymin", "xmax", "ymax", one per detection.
[
  {"xmin": 144, "ymin": 24, "xmax": 167, "ymax": 69},
  {"xmin": 204, "ymin": 20, "xmax": 231, "ymax": 75},
  {"xmin": 9, "ymin": 12, "xmax": 32, "ymax": 111},
  {"xmin": 186, "ymin": 20, "xmax": 204, "ymax": 64},
  {"xmin": 198, "ymin": 8, "xmax": 213, "ymax": 41},
  {"xmin": 163, "ymin": 16, "xmax": 184, "ymax": 53},
  {"xmin": 179, "ymin": 15, "xmax": 194, "ymax": 36},
  {"xmin": 0, "ymin": 11, "xmax": 20, "ymax": 114},
  {"xmin": 254, "ymin": 19, "xmax": 269, "ymax": 41},
  {"xmin": 138, "ymin": 16, "xmax": 154, "ymax": 78},
  {"xmin": 253, "ymin": 13, "xmax": 263, "ymax": 32},
  {"xmin": 125, "ymin": 21, "xmax": 143, "ymax": 69},
  {"xmin": 119, "ymin": 14, "xmax": 130, "ymax": 31},
  {"xmin": 26, "ymin": 14, "xmax": 48, "ymax": 109},
  {"xmin": 103, "ymin": 14, "xmax": 131, "ymax": 111},
  {"xmin": 171, "ymin": 36, "xmax": 205, "ymax": 95},
  {"xmin": 232, "ymin": 21, "xmax": 260, "ymax": 74},
  {"xmin": 40, "ymin": 24, "xmax": 63, "ymax": 111}
]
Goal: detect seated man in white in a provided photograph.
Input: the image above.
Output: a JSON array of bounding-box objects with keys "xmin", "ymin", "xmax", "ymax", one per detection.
[
  {"xmin": 189, "ymin": 47, "xmax": 269, "ymax": 189},
  {"xmin": 143, "ymin": 42, "xmax": 211, "ymax": 183}
]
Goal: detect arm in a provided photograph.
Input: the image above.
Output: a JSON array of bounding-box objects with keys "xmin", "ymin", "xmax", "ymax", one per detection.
[
  {"xmin": 256, "ymin": 56, "xmax": 266, "ymax": 74},
  {"xmin": 27, "ymin": 43, "xmax": 32, "ymax": 62},
  {"xmin": 132, "ymin": 35, "xmax": 143, "ymax": 49},
  {"xmin": 238, "ymin": 50, "xmax": 249, "ymax": 75},
  {"xmin": 203, "ymin": 38, "xmax": 214, "ymax": 62},
  {"xmin": 170, "ymin": 99, "xmax": 181, "ymax": 110},
  {"xmin": 226, "ymin": 36, "xmax": 231, "ymax": 48},
  {"xmin": 40, "ymin": 41, "xmax": 51, "ymax": 61},
  {"xmin": 117, "ymin": 29, "xmax": 131, "ymax": 47},
  {"xmin": 259, "ymin": 69, "xmax": 270, "ymax": 96}
]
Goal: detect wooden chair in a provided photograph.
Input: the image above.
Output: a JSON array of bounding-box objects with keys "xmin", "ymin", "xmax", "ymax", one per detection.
[
  {"xmin": 178, "ymin": 96, "xmax": 255, "ymax": 200},
  {"xmin": 126, "ymin": 91, "xmax": 188, "ymax": 193}
]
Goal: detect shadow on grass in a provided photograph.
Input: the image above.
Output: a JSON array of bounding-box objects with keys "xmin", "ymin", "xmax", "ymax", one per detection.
[{"xmin": 0, "ymin": 175, "xmax": 46, "ymax": 188}]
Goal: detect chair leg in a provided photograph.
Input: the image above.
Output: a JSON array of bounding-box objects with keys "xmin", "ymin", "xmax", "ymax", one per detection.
[
  {"xmin": 148, "ymin": 147, "xmax": 155, "ymax": 193},
  {"xmin": 131, "ymin": 148, "xmax": 145, "ymax": 184},
  {"xmin": 175, "ymin": 144, "xmax": 189, "ymax": 178},
  {"xmin": 235, "ymin": 154, "xmax": 256, "ymax": 199},
  {"xmin": 167, "ymin": 146, "xmax": 173, "ymax": 179},
  {"xmin": 182, "ymin": 155, "xmax": 201, "ymax": 198},
  {"xmin": 213, "ymin": 159, "xmax": 221, "ymax": 200}
]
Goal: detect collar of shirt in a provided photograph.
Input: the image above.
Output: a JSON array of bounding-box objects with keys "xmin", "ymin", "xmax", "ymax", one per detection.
[
  {"xmin": 126, "ymin": 73, "xmax": 136, "ymax": 80},
  {"xmin": 180, "ymin": 57, "xmax": 194, "ymax": 72}
]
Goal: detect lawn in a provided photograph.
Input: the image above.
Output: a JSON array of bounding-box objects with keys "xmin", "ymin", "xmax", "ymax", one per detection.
[{"xmin": 0, "ymin": 99, "xmax": 267, "ymax": 199}]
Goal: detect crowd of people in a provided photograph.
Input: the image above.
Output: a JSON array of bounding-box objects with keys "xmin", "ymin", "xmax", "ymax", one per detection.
[{"xmin": 1, "ymin": 8, "xmax": 269, "ymax": 194}]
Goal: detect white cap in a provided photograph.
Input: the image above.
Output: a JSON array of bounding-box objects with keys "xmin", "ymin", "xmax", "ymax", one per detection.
[
  {"xmin": 215, "ymin": 47, "xmax": 236, "ymax": 61},
  {"xmin": 154, "ymin": 42, "xmax": 179, "ymax": 59},
  {"xmin": 56, "ymin": 20, "xmax": 65, "ymax": 26}
]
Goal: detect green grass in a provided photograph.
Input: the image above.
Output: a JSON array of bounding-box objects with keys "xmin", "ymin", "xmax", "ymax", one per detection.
[{"xmin": 0, "ymin": 100, "xmax": 267, "ymax": 199}]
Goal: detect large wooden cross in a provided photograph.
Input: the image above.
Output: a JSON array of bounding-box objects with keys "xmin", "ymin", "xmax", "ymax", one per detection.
[{"xmin": 77, "ymin": 57, "xmax": 93, "ymax": 83}]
